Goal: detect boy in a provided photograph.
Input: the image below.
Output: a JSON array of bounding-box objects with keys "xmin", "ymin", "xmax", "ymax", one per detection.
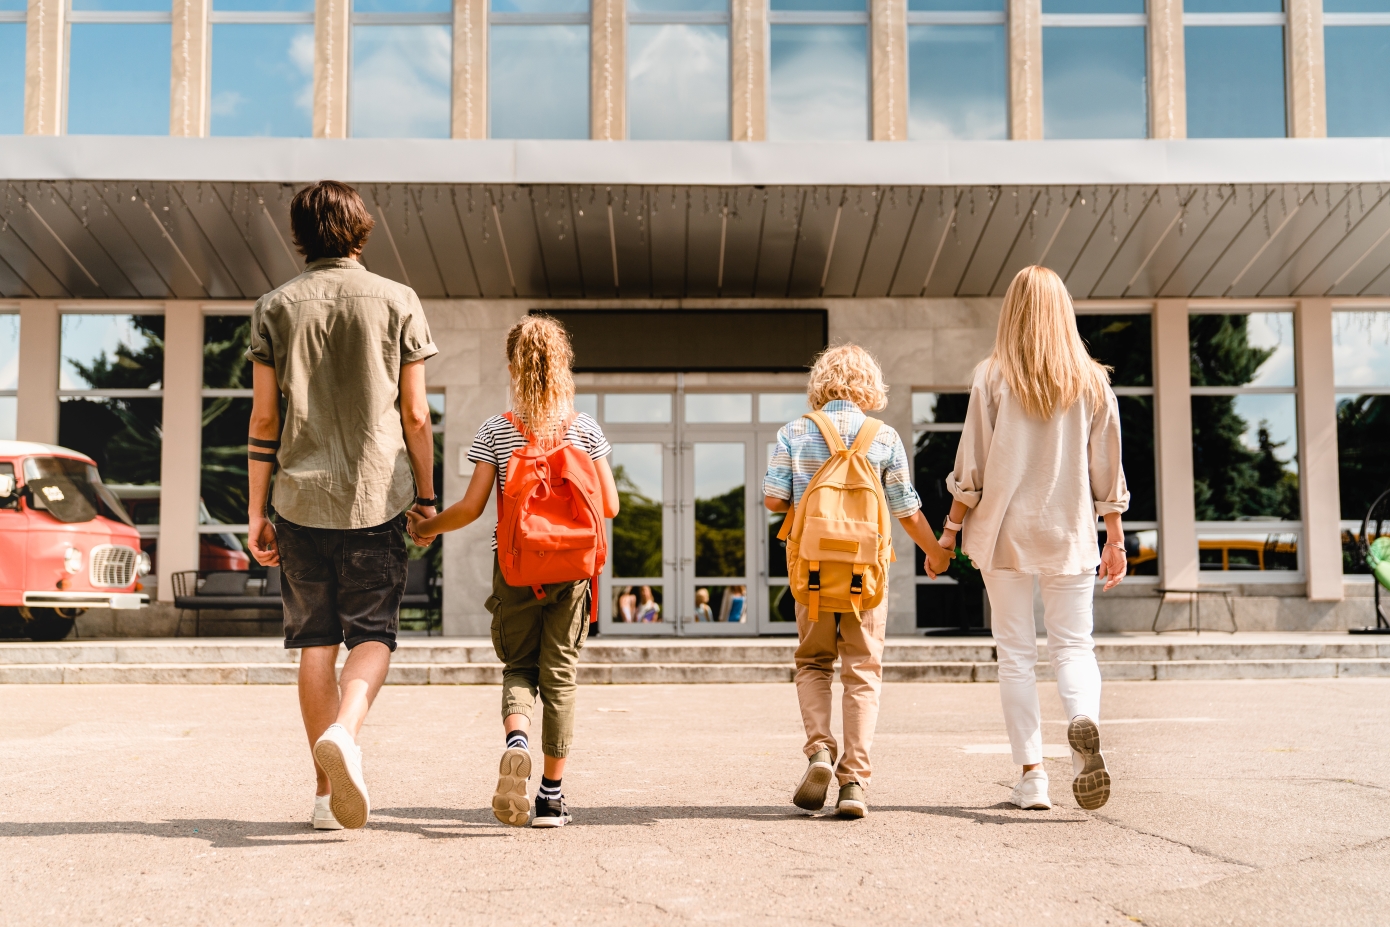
[{"xmin": 763, "ymin": 345, "xmax": 951, "ymax": 818}]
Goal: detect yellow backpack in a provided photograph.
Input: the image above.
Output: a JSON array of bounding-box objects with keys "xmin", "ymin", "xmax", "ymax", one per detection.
[{"xmin": 777, "ymin": 411, "xmax": 896, "ymax": 621}]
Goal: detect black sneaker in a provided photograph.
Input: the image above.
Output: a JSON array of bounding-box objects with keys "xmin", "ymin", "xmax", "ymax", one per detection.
[{"xmin": 532, "ymin": 795, "xmax": 571, "ymax": 828}]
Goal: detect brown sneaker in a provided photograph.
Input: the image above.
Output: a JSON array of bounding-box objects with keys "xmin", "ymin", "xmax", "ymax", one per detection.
[
  {"xmin": 792, "ymin": 749, "xmax": 835, "ymax": 811},
  {"xmin": 492, "ymin": 746, "xmax": 532, "ymax": 826},
  {"xmin": 836, "ymin": 781, "xmax": 867, "ymax": 818},
  {"xmin": 1068, "ymin": 716, "xmax": 1111, "ymax": 810}
]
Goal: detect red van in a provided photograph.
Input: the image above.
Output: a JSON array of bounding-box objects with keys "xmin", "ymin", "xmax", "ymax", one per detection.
[{"xmin": 0, "ymin": 441, "xmax": 150, "ymax": 641}]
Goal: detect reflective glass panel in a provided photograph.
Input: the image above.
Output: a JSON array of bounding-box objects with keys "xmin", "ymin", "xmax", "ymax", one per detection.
[
  {"xmin": 1191, "ymin": 394, "xmax": 1299, "ymax": 520},
  {"xmin": 771, "ymin": 0, "xmax": 865, "ymax": 8},
  {"xmin": 1333, "ymin": 311, "xmax": 1390, "ymax": 387},
  {"xmin": 427, "ymin": 393, "xmax": 445, "ymax": 423},
  {"xmin": 1184, "ymin": 0, "xmax": 1282, "ymax": 10},
  {"xmin": 1326, "ymin": 28, "xmax": 1390, "ymax": 137},
  {"xmin": 759, "ymin": 393, "xmax": 810, "ymax": 422},
  {"xmin": 768, "ymin": 584, "xmax": 796, "ymax": 622},
  {"xmin": 211, "ymin": 24, "xmax": 315, "ymax": 137},
  {"xmin": 1189, "ymin": 312, "xmax": 1295, "ymax": 387},
  {"xmin": 213, "ymin": 0, "xmax": 314, "ymax": 8},
  {"xmin": 696, "ymin": 584, "xmax": 748, "ymax": 622},
  {"xmin": 489, "ymin": 25, "xmax": 590, "ymax": 139},
  {"xmin": 201, "ymin": 397, "xmax": 252, "ymax": 526},
  {"xmin": 628, "ymin": 24, "xmax": 730, "ymax": 140},
  {"xmin": 694, "ymin": 442, "xmax": 745, "ymax": 577},
  {"xmin": 610, "ymin": 443, "xmax": 664, "ymax": 578},
  {"xmin": 1116, "ymin": 395, "xmax": 1156, "ymax": 522},
  {"xmin": 908, "ymin": 25, "xmax": 1007, "ymax": 140},
  {"xmin": 1185, "ymin": 26, "xmax": 1287, "ymax": 138},
  {"xmin": 67, "ymin": 25, "xmax": 172, "ymax": 135},
  {"xmin": 685, "ymin": 393, "xmax": 752, "ymax": 423},
  {"xmin": 351, "ymin": 25, "xmax": 452, "ymax": 138},
  {"xmin": 1198, "ymin": 529, "xmax": 1298, "ymax": 571},
  {"xmin": 61, "ymin": 315, "xmax": 165, "ymax": 391},
  {"xmin": 356, "ymin": 0, "xmax": 450, "ymax": 8},
  {"xmin": 604, "ymin": 393, "xmax": 672, "ymax": 423},
  {"xmin": 768, "ymin": 509, "xmax": 789, "ymax": 577},
  {"xmin": 0, "ymin": 24, "xmax": 24, "ymax": 134},
  {"xmin": 203, "ymin": 315, "xmax": 253, "ymax": 389},
  {"xmin": 0, "ymin": 313, "xmax": 16, "ymax": 389},
  {"xmin": 492, "ymin": 0, "xmax": 587, "ymax": 9},
  {"xmin": 1336, "ymin": 393, "xmax": 1390, "ymax": 529},
  {"xmin": 574, "ymin": 393, "xmax": 598, "ymax": 418},
  {"xmin": 916, "ymin": 580, "xmax": 987, "ymax": 629},
  {"xmin": 1324, "ymin": 0, "xmax": 1390, "ymax": 8},
  {"xmin": 0, "ymin": 397, "xmax": 13, "ymax": 441},
  {"xmin": 58, "ymin": 397, "xmax": 163, "ymax": 486},
  {"xmin": 1045, "ymin": 0, "xmax": 1143, "ymax": 10},
  {"xmin": 630, "ymin": 0, "xmax": 725, "ymax": 8},
  {"xmin": 613, "ymin": 584, "xmax": 664, "ymax": 622},
  {"xmin": 908, "ymin": 0, "xmax": 1002, "ymax": 8},
  {"xmin": 71, "ymin": 0, "xmax": 170, "ymax": 8},
  {"xmin": 1076, "ymin": 313, "xmax": 1153, "ymax": 387},
  {"xmin": 768, "ymin": 25, "xmax": 869, "ymax": 141},
  {"xmin": 912, "ymin": 391, "xmax": 969, "ymax": 425},
  {"xmin": 1042, "ymin": 27, "xmax": 1147, "ymax": 139}
]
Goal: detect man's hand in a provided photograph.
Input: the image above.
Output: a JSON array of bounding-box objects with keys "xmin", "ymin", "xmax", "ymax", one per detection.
[
  {"xmin": 248, "ymin": 514, "xmax": 279, "ymax": 566},
  {"xmin": 407, "ymin": 507, "xmax": 437, "ymax": 546}
]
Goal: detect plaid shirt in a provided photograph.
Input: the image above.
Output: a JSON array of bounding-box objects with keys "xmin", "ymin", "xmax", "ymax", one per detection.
[{"xmin": 762, "ymin": 400, "xmax": 920, "ymax": 519}]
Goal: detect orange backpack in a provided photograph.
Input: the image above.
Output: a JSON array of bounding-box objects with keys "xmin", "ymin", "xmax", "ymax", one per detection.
[{"xmin": 496, "ymin": 412, "xmax": 607, "ymax": 618}]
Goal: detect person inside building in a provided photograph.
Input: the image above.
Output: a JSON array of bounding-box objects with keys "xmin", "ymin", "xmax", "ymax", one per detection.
[
  {"xmin": 694, "ymin": 588, "xmax": 714, "ymax": 621},
  {"xmin": 764, "ymin": 344, "xmax": 953, "ymax": 818},
  {"xmin": 636, "ymin": 585, "xmax": 661, "ymax": 622},
  {"xmin": 245, "ymin": 180, "xmax": 439, "ymax": 832},
  {"xmin": 407, "ymin": 316, "xmax": 619, "ymax": 828},
  {"xmin": 939, "ymin": 264, "xmax": 1129, "ymax": 813}
]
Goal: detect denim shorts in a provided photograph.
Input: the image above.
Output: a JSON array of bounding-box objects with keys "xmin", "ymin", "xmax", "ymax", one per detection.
[{"xmin": 276, "ymin": 515, "xmax": 408, "ymax": 651}]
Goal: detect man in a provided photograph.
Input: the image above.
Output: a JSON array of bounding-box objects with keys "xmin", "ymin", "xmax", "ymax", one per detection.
[{"xmin": 246, "ymin": 180, "xmax": 438, "ymax": 831}]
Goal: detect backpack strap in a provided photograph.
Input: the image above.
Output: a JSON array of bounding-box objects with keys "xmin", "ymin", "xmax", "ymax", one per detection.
[
  {"xmin": 804, "ymin": 411, "xmax": 847, "ymax": 454},
  {"xmin": 806, "ymin": 560, "xmax": 821, "ymax": 621},
  {"xmin": 848, "ymin": 417, "xmax": 882, "ymax": 457}
]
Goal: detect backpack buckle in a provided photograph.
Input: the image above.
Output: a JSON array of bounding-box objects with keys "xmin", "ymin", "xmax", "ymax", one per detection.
[
  {"xmin": 849, "ymin": 572, "xmax": 864, "ymax": 595},
  {"xmin": 807, "ymin": 569, "xmax": 820, "ymax": 592}
]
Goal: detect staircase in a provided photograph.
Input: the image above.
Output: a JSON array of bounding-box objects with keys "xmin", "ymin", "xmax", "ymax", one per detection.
[{"xmin": 0, "ymin": 634, "xmax": 1387, "ymax": 684}]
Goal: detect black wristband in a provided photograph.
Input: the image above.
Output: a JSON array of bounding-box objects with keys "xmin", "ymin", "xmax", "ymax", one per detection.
[{"xmin": 415, "ymin": 496, "xmax": 439, "ymax": 508}]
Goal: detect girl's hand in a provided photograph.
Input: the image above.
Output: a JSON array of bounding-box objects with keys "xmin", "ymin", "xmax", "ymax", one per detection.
[
  {"xmin": 407, "ymin": 510, "xmax": 436, "ymax": 546},
  {"xmin": 1100, "ymin": 541, "xmax": 1127, "ymax": 591}
]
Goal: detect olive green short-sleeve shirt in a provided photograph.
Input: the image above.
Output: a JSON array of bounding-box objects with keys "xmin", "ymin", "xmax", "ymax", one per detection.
[{"xmin": 247, "ymin": 257, "xmax": 438, "ymax": 530}]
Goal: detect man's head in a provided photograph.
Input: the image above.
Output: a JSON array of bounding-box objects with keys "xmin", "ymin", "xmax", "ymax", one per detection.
[{"xmin": 289, "ymin": 181, "xmax": 376, "ymax": 262}]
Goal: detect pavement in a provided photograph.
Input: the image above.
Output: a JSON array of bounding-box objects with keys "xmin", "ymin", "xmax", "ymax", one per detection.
[{"xmin": 0, "ymin": 679, "xmax": 1387, "ymax": 926}]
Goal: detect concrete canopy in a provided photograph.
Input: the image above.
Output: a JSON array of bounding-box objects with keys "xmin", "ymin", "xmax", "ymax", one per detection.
[{"xmin": 4, "ymin": 137, "xmax": 1390, "ymax": 300}]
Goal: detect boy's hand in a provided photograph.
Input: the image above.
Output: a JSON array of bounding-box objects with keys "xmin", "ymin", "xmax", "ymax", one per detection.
[
  {"xmin": 926, "ymin": 547, "xmax": 952, "ymax": 578},
  {"xmin": 406, "ymin": 509, "xmax": 436, "ymax": 546}
]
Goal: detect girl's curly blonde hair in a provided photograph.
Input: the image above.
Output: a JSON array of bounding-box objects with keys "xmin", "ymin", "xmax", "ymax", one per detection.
[
  {"xmin": 805, "ymin": 344, "xmax": 888, "ymax": 412},
  {"xmin": 506, "ymin": 316, "xmax": 576, "ymax": 447}
]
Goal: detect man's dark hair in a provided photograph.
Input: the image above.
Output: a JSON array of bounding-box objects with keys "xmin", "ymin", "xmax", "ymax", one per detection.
[{"xmin": 289, "ymin": 180, "xmax": 376, "ymax": 262}]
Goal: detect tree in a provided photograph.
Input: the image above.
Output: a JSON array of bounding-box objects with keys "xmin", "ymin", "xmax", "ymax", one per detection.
[
  {"xmin": 695, "ymin": 484, "xmax": 745, "ymax": 578},
  {"xmin": 612, "ymin": 464, "xmax": 663, "ymax": 578}
]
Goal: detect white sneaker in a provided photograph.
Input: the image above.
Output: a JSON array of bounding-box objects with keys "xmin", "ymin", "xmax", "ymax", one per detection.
[
  {"xmin": 1011, "ymin": 769, "xmax": 1052, "ymax": 810},
  {"xmin": 313, "ymin": 724, "xmax": 370, "ymax": 829},
  {"xmin": 311, "ymin": 794, "xmax": 343, "ymax": 830}
]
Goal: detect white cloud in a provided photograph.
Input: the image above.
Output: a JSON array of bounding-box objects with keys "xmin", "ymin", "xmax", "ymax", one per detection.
[{"xmin": 350, "ymin": 25, "xmax": 451, "ymax": 138}]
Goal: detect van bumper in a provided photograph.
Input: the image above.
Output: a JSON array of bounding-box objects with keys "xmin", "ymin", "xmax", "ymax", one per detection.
[{"xmin": 23, "ymin": 591, "xmax": 149, "ymax": 610}]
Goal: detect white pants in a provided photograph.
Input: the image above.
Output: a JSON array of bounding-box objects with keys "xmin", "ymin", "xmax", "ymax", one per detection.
[{"xmin": 982, "ymin": 570, "xmax": 1102, "ymax": 766}]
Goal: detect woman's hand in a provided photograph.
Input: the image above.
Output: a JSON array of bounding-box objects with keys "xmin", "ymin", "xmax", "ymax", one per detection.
[{"xmin": 1100, "ymin": 541, "xmax": 1127, "ymax": 591}]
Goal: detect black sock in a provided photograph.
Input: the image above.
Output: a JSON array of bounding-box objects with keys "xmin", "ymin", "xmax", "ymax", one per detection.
[
  {"xmin": 538, "ymin": 775, "xmax": 562, "ymax": 800},
  {"xmin": 506, "ymin": 730, "xmax": 528, "ymax": 751}
]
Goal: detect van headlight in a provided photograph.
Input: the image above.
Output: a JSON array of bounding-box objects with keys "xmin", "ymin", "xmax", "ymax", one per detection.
[
  {"xmin": 64, "ymin": 547, "xmax": 83, "ymax": 574},
  {"xmin": 136, "ymin": 551, "xmax": 152, "ymax": 576}
]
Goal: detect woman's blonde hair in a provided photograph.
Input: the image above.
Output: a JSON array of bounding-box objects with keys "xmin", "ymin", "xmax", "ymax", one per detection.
[
  {"xmin": 806, "ymin": 344, "xmax": 888, "ymax": 412},
  {"xmin": 991, "ymin": 265, "xmax": 1111, "ymax": 420},
  {"xmin": 506, "ymin": 315, "xmax": 576, "ymax": 446}
]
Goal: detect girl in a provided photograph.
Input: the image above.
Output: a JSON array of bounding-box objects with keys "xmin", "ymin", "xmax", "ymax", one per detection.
[
  {"xmin": 941, "ymin": 265, "xmax": 1128, "ymax": 812},
  {"xmin": 408, "ymin": 316, "xmax": 619, "ymax": 828}
]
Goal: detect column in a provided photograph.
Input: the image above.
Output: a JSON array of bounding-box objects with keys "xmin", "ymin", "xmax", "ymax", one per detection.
[
  {"xmin": 590, "ymin": 0, "xmax": 625, "ymax": 139},
  {"xmin": 730, "ymin": 0, "xmax": 767, "ymax": 141},
  {"xmin": 870, "ymin": 0, "xmax": 907, "ymax": 141},
  {"xmin": 1148, "ymin": 0, "xmax": 1185, "ymax": 139},
  {"xmin": 24, "ymin": 0, "xmax": 64, "ymax": 135},
  {"xmin": 1287, "ymin": 0, "xmax": 1326, "ymax": 138},
  {"xmin": 1008, "ymin": 0, "xmax": 1042, "ymax": 140},
  {"xmin": 1153, "ymin": 299, "xmax": 1199, "ymax": 589},
  {"xmin": 1295, "ymin": 299, "xmax": 1342, "ymax": 601},
  {"xmin": 157, "ymin": 304, "xmax": 204, "ymax": 603},
  {"xmin": 314, "ymin": 0, "xmax": 351, "ymax": 138},
  {"xmin": 452, "ymin": 0, "xmax": 488, "ymax": 138},
  {"xmin": 15, "ymin": 302, "xmax": 59, "ymax": 444},
  {"xmin": 170, "ymin": 0, "xmax": 211, "ymax": 137}
]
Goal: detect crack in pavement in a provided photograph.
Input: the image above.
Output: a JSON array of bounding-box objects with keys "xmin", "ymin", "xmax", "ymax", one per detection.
[{"xmin": 1090, "ymin": 813, "xmax": 1259, "ymax": 870}]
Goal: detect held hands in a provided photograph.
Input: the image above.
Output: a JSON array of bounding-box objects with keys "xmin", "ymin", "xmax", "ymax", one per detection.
[
  {"xmin": 925, "ymin": 541, "xmax": 952, "ymax": 580},
  {"xmin": 407, "ymin": 505, "xmax": 438, "ymax": 546},
  {"xmin": 1100, "ymin": 540, "xmax": 1127, "ymax": 591},
  {"xmin": 248, "ymin": 514, "xmax": 279, "ymax": 567}
]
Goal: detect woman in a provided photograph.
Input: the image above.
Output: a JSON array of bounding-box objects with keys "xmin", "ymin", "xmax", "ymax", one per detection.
[
  {"xmin": 939, "ymin": 265, "xmax": 1128, "ymax": 812},
  {"xmin": 636, "ymin": 586, "xmax": 661, "ymax": 622}
]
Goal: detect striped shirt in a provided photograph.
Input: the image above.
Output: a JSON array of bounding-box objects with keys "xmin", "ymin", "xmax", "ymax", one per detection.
[
  {"xmin": 762, "ymin": 400, "xmax": 920, "ymax": 519},
  {"xmin": 467, "ymin": 412, "xmax": 612, "ymax": 549}
]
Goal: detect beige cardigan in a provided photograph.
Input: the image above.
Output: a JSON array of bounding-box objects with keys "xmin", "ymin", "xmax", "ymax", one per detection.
[{"xmin": 947, "ymin": 361, "xmax": 1130, "ymax": 575}]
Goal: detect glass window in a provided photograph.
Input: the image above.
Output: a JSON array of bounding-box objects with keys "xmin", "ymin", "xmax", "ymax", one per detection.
[
  {"xmin": 210, "ymin": 0, "xmax": 315, "ymax": 137},
  {"xmin": 490, "ymin": 0, "xmax": 590, "ymax": 139},
  {"xmin": 1042, "ymin": 0, "xmax": 1147, "ymax": 140},
  {"xmin": 758, "ymin": 393, "xmax": 810, "ymax": 422},
  {"xmin": 1076, "ymin": 313, "xmax": 1156, "ymax": 533},
  {"xmin": 574, "ymin": 393, "xmax": 598, "ymax": 418},
  {"xmin": 908, "ymin": 19, "xmax": 1007, "ymax": 140},
  {"xmin": 201, "ymin": 315, "xmax": 253, "ymax": 530},
  {"xmin": 694, "ymin": 442, "xmax": 744, "ymax": 578},
  {"xmin": 352, "ymin": 0, "xmax": 453, "ymax": 137},
  {"xmin": 0, "ymin": 1, "xmax": 25, "ymax": 135},
  {"xmin": 911, "ymin": 391, "xmax": 984, "ymax": 628},
  {"xmin": 769, "ymin": 0, "xmax": 869, "ymax": 141},
  {"xmin": 685, "ymin": 393, "xmax": 751, "ymax": 423},
  {"xmin": 1333, "ymin": 311, "xmax": 1390, "ymax": 574},
  {"xmin": 628, "ymin": 0, "xmax": 729, "ymax": 140},
  {"xmin": 0, "ymin": 312, "xmax": 16, "ymax": 440},
  {"xmin": 611, "ymin": 442, "xmax": 664, "ymax": 623},
  {"xmin": 1190, "ymin": 312, "xmax": 1300, "ymax": 572},
  {"xmin": 1324, "ymin": 3, "xmax": 1390, "ymax": 136},
  {"xmin": 604, "ymin": 393, "xmax": 672, "ymax": 423},
  {"xmin": 1184, "ymin": 0, "xmax": 1287, "ymax": 139},
  {"xmin": 68, "ymin": 0, "xmax": 173, "ymax": 136}
]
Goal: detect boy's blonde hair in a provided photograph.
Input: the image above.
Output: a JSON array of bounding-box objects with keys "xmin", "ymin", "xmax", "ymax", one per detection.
[
  {"xmin": 506, "ymin": 315, "xmax": 576, "ymax": 447},
  {"xmin": 991, "ymin": 265, "xmax": 1111, "ymax": 420},
  {"xmin": 805, "ymin": 344, "xmax": 888, "ymax": 412}
]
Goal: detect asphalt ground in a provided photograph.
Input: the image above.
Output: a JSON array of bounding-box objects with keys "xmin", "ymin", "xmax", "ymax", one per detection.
[{"xmin": 0, "ymin": 679, "xmax": 1387, "ymax": 927}]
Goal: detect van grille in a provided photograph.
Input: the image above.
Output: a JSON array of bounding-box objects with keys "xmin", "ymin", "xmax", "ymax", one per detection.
[{"xmin": 89, "ymin": 545, "xmax": 138, "ymax": 588}]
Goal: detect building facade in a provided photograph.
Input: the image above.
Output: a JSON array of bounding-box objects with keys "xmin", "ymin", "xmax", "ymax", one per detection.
[{"xmin": 0, "ymin": 0, "xmax": 1388, "ymax": 637}]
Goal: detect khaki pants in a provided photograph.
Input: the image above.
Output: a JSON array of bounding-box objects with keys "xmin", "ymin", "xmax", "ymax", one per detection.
[
  {"xmin": 793, "ymin": 598, "xmax": 887, "ymax": 787},
  {"xmin": 486, "ymin": 557, "xmax": 591, "ymax": 758}
]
